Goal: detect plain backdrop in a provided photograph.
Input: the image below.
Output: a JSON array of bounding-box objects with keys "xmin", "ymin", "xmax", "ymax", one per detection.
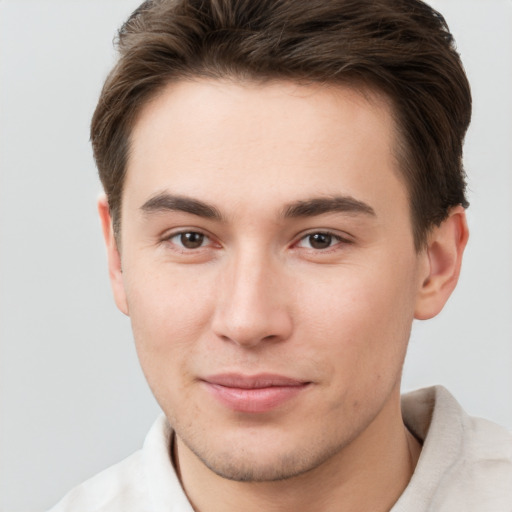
[{"xmin": 1, "ymin": 1, "xmax": 511, "ymax": 510}]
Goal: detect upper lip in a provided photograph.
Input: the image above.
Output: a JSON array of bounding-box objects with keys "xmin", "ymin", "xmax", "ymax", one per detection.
[{"xmin": 202, "ymin": 373, "xmax": 309, "ymax": 389}]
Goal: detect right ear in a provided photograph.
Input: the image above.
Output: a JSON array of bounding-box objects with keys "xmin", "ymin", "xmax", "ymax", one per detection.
[{"xmin": 97, "ymin": 194, "xmax": 129, "ymax": 316}]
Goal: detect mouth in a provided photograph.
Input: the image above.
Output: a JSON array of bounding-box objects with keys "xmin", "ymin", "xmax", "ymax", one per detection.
[{"xmin": 201, "ymin": 373, "xmax": 311, "ymax": 413}]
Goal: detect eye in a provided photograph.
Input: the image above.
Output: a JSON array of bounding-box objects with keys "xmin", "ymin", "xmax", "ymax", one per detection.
[
  {"xmin": 169, "ymin": 231, "xmax": 209, "ymax": 249},
  {"xmin": 296, "ymin": 232, "xmax": 343, "ymax": 250}
]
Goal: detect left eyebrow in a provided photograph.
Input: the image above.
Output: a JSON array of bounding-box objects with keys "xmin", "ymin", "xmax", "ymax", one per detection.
[{"xmin": 282, "ymin": 196, "xmax": 376, "ymax": 218}]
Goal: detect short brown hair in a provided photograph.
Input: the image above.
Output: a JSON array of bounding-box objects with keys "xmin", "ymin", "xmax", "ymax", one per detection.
[{"xmin": 91, "ymin": 0, "xmax": 471, "ymax": 249}]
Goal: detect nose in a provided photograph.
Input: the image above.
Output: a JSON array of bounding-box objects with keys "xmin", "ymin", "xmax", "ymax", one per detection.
[{"xmin": 211, "ymin": 249, "xmax": 293, "ymax": 348}]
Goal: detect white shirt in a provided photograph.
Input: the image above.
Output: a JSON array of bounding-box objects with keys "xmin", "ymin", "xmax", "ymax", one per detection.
[{"xmin": 49, "ymin": 386, "xmax": 512, "ymax": 511}]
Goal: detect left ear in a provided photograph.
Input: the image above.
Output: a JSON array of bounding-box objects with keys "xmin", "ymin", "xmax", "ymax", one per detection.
[{"xmin": 414, "ymin": 206, "xmax": 469, "ymax": 320}]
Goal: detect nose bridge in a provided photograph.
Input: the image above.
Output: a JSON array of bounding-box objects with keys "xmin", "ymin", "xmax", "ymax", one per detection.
[{"xmin": 212, "ymin": 244, "xmax": 292, "ymax": 347}]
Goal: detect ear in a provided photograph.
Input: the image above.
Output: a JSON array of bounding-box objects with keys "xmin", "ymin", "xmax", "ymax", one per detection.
[
  {"xmin": 97, "ymin": 194, "xmax": 129, "ymax": 316},
  {"xmin": 414, "ymin": 206, "xmax": 469, "ymax": 320}
]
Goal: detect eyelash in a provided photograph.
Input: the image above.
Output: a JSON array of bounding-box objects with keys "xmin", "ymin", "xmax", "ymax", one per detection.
[
  {"xmin": 163, "ymin": 229, "xmax": 351, "ymax": 253},
  {"xmin": 165, "ymin": 230, "xmax": 214, "ymax": 251},
  {"xmin": 294, "ymin": 231, "xmax": 350, "ymax": 251}
]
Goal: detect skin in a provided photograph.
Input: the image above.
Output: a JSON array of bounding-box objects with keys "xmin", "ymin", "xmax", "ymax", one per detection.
[{"xmin": 99, "ymin": 80, "xmax": 468, "ymax": 512}]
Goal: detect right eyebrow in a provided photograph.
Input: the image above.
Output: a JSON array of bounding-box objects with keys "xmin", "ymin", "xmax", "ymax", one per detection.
[{"xmin": 140, "ymin": 192, "xmax": 224, "ymax": 221}]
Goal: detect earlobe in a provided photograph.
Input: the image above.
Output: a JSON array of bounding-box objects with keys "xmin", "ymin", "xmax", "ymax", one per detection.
[
  {"xmin": 414, "ymin": 206, "xmax": 469, "ymax": 320},
  {"xmin": 97, "ymin": 194, "xmax": 129, "ymax": 316}
]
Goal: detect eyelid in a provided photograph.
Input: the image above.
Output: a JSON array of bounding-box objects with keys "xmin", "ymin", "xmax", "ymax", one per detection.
[
  {"xmin": 293, "ymin": 229, "xmax": 353, "ymax": 250},
  {"xmin": 161, "ymin": 227, "xmax": 220, "ymax": 250},
  {"xmin": 159, "ymin": 227, "xmax": 353, "ymax": 252}
]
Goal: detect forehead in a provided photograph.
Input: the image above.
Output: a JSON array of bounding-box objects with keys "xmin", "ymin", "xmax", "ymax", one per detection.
[{"xmin": 125, "ymin": 79, "xmax": 407, "ymax": 222}]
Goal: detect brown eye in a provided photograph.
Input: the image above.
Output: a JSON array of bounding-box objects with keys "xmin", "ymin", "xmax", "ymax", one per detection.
[
  {"xmin": 307, "ymin": 233, "xmax": 333, "ymax": 249},
  {"xmin": 177, "ymin": 232, "xmax": 206, "ymax": 249}
]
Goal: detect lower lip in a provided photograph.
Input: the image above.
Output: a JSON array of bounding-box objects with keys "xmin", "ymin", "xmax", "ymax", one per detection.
[{"xmin": 204, "ymin": 382, "xmax": 308, "ymax": 413}]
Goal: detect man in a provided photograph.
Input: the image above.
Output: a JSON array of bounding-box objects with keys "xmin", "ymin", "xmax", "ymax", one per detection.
[{"xmin": 50, "ymin": 0, "xmax": 512, "ymax": 510}]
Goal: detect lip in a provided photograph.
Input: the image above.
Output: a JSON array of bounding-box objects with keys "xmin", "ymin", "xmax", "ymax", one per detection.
[{"xmin": 201, "ymin": 373, "xmax": 310, "ymax": 413}]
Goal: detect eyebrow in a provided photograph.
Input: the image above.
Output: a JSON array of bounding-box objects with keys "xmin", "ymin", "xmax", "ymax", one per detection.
[
  {"xmin": 283, "ymin": 196, "xmax": 376, "ymax": 218},
  {"xmin": 141, "ymin": 192, "xmax": 224, "ymax": 221},
  {"xmin": 140, "ymin": 192, "xmax": 375, "ymax": 221}
]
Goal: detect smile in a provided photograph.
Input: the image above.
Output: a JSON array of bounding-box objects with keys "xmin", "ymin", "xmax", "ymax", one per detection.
[{"xmin": 201, "ymin": 373, "xmax": 311, "ymax": 413}]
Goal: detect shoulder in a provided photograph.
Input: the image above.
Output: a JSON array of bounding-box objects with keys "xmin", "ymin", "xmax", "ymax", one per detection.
[
  {"xmin": 398, "ymin": 386, "xmax": 512, "ymax": 511},
  {"xmin": 48, "ymin": 415, "xmax": 192, "ymax": 512},
  {"xmin": 457, "ymin": 413, "xmax": 512, "ymax": 506},
  {"xmin": 437, "ymin": 393, "xmax": 512, "ymax": 509},
  {"xmin": 47, "ymin": 450, "xmax": 148, "ymax": 512},
  {"xmin": 467, "ymin": 413, "xmax": 512, "ymax": 461}
]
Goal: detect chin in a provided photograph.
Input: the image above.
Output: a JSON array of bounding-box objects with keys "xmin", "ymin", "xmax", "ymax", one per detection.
[
  {"xmin": 181, "ymin": 432, "xmax": 347, "ymax": 483},
  {"xmin": 198, "ymin": 452, "xmax": 322, "ymax": 482}
]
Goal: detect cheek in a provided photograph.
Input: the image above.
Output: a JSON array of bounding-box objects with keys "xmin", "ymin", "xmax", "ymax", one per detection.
[
  {"xmin": 122, "ymin": 266, "xmax": 216, "ymax": 389},
  {"xmin": 294, "ymin": 261, "xmax": 418, "ymax": 382},
  {"xmin": 126, "ymin": 263, "xmax": 215, "ymax": 335}
]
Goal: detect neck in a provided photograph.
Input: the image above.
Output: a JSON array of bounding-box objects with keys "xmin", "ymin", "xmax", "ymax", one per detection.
[{"xmin": 174, "ymin": 386, "xmax": 421, "ymax": 512}]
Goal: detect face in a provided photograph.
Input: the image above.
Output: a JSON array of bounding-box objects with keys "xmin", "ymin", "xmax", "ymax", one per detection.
[{"xmin": 108, "ymin": 80, "xmax": 431, "ymax": 481}]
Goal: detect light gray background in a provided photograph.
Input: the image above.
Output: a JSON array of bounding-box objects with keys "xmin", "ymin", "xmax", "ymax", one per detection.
[{"xmin": 1, "ymin": 1, "xmax": 511, "ymax": 510}]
